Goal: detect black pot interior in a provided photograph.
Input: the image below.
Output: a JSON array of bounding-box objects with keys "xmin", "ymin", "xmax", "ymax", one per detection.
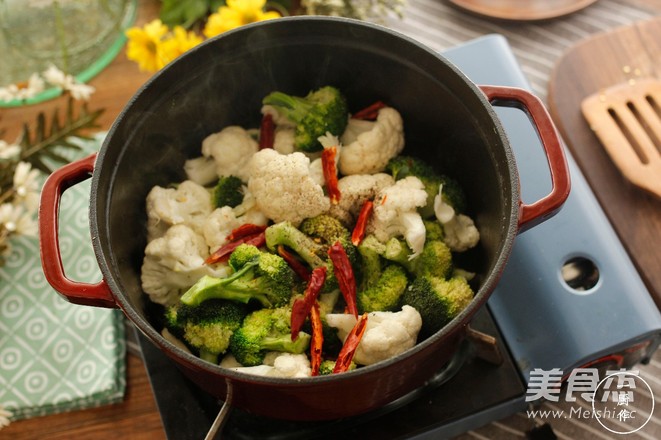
[{"xmin": 91, "ymin": 17, "xmax": 518, "ymax": 361}]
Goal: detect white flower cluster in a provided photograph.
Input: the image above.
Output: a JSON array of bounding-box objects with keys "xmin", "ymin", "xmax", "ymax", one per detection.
[
  {"xmin": 0, "ymin": 65, "xmax": 95, "ymax": 103},
  {"xmin": 0, "ymin": 403, "xmax": 11, "ymax": 430},
  {"xmin": 0, "ymin": 154, "xmax": 40, "ymax": 255}
]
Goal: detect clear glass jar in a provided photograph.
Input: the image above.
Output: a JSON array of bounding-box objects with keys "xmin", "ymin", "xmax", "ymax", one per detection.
[{"xmin": 0, "ymin": 0, "xmax": 137, "ymax": 101}]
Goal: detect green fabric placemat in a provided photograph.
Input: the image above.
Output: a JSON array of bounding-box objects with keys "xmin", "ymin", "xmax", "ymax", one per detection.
[{"xmin": 0, "ymin": 133, "xmax": 126, "ymax": 421}]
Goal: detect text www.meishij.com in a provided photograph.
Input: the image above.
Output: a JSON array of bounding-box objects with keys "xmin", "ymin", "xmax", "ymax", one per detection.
[{"xmin": 527, "ymin": 406, "xmax": 637, "ymax": 420}]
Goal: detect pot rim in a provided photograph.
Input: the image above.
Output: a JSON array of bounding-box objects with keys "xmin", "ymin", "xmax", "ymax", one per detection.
[{"xmin": 90, "ymin": 15, "xmax": 520, "ymax": 385}]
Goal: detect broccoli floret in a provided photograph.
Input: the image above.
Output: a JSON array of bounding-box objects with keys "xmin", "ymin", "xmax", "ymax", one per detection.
[
  {"xmin": 318, "ymin": 359, "xmax": 357, "ymax": 375},
  {"xmin": 229, "ymin": 306, "xmax": 311, "ymax": 366},
  {"xmin": 265, "ymin": 221, "xmax": 326, "ymax": 267},
  {"xmin": 357, "ymin": 264, "xmax": 409, "ymax": 313},
  {"xmin": 228, "ymin": 242, "xmax": 263, "ymax": 271},
  {"xmin": 356, "ymin": 235, "xmax": 385, "ymax": 288},
  {"xmin": 379, "ymin": 237, "xmax": 453, "ymax": 280},
  {"xmin": 299, "ymin": 214, "xmax": 357, "ymax": 265},
  {"xmin": 165, "ymin": 299, "xmax": 248, "ymax": 363},
  {"xmin": 211, "ymin": 175, "xmax": 244, "ymax": 208},
  {"xmin": 415, "ymin": 240, "xmax": 453, "ymax": 279},
  {"xmin": 356, "ymin": 237, "xmax": 409, "ymax": 313},
  {"xmin": 380, "ymin": 237, "xmax": 412, "ymax": 269},
  {"xmin": 385, "ymin": 155, "xmax": 437, "ymax": 181},
  {"xmin": 385, "ymin": 156, "xmax": 467, "ymax": 217},
  {"xmin": 164, "ymin": 305, "xmax": 184, "ymax": 338},
  {"xmin": 264, "ymin": 221, "xmax": 339, "ymax": 291},
  {"xmin": 424, "ymin": 219, "xmax": 444, "ymax": 241},
  {"xmin": 402, "ymin": 275, "xmax": 474, "ymax": 337},
  {"xmin": 262, "ymin": 86, "xmax": 349, "ymax": 152},
  {"xmin": 180, "ymin": 245, "xmax": 295, "ymax": 308},
  {"xmin": 318, "ymin": 360, "xmax": 336, "ymax": 376}
]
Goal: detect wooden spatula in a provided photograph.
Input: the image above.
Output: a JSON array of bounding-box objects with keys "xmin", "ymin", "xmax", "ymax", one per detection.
[{"xmin": 581, "ymin": 78, "xmax": 661, "ymax": 199}]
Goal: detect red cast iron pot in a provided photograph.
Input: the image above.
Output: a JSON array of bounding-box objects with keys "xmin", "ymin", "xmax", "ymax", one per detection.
[{"xmin": 39, "ymin": 17, "xmax": 570, "ymax": 421}]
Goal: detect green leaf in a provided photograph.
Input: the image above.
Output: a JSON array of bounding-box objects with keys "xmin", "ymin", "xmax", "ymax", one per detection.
[
  {"xmin": 209, "ymin": 0, "xmax": 224, "ymax": 11},
  {"xmin": 160, "ymin": 0, "xmax": 213, "ymax": 28}
]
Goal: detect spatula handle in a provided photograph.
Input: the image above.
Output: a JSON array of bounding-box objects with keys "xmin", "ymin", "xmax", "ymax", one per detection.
[
  {"xmin": 38, "ymin": 153, "xmax": 116, "ymax": 308},
  {"xmin": 480, "ymin": 85, "xmax": 571, "ymax": 232}
]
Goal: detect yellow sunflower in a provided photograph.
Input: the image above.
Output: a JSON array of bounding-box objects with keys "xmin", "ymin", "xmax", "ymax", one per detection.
[
  {"xmin": 203, "ymin": 0, "xmax": 281, "ymax": 38},
  {"xmin": 125, "ymin": 19, "xmax": 170, "ymax": 72},
  {"xmin": 159, "ymin": 26, "xmax": 204, "ymax": 66}
]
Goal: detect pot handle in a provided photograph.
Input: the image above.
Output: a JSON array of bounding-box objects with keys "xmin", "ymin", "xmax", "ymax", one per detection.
[
  {"xmin": 479, "ymin": 85, "xmax": 571, "ymax": 232},
  {"xmin": 39, "ymin": 153, "xmax": 117, "ymax": 308}
]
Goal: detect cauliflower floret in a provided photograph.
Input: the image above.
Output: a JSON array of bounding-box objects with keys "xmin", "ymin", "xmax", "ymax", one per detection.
[
  {"xmin": 368, "ymin": 176, "xmax": 428, "ymax": 258},
  {"xmin": 203, "ymin": 197, "xmax": 269, "ymax": 253},
  {"xmin": 141, "ymin": 225, "xmax": 231, "ymax": 306},
  {"xmin": 308, "ymin": 158, "xmax": 324, "ymax": 187},
  {"xmin": 201, "ymin": 126, "xmax": 259, "ymax": 181},
  {"xmin": 220, "ymin": 352, "xmax": 311, "ymax": 378},
  {"xmin": 433, "ymin": 186, "xmax": 480, "ymax": 252},
  {"xmin": 327, "ymin": 173, "xmax": 394, "ymax": 225},
  {"xmin": 308, "ymin": 132, "xmax": 342, "ymax": 187},
  {"xmin": 442, "ymin": 214, "xmax": 480, "ymax": 252},
  {"xmin": 248, "ymin": 149, "xmax": 330, "ymax": 225},
  {"xmin": 146, "ymin": 180, "xmax": 213, "ymax": 241},
  {"xmin": 203, "ymin": 207, "xmax": 245, "ymax": 253},
  {"xmin": 338, "ymin": 107, "xmax": 405, "ymax": 175},
  {"xmin": 261, "ymin": 104, "xmax": 296, "ymax": 128},
  {"xmin": 326, "ymin": 305, "xmax": 422, "ymax": 366},
  {"xmin": 183, "ymin": 156, "xmax": 218, "ymax": 186},
  {"xmin": 273, "ymin": 127, "xmax": 296, "ymax": 155}
]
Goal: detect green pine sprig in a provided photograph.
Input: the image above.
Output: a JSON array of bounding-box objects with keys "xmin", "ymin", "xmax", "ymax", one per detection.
[{"xmin": 16, "ymin": 96, "xmax": 104, "ymax": 174}]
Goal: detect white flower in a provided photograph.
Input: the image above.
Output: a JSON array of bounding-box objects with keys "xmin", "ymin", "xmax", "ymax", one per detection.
[
  {"xmin": 0, "ymin": 141, "xmax": 21, "ymax": 161},
  {"xmin": 22, "ymin": 73, "xmax": 45, "ymax": 98},
  {"xmin": 0, "ymin": 203, "xmax": 38, "ymax": 236},
  {"xmin": 14, "ymin": 74, "xmax": 45, "ymax": 101},
  {"xmin": 0, "ymin": 84, "xmax": 18, "ymax": 102},
  {"xmin": 42, "ymin": 65, "xmax": 95, "ymax": 101},
  {"xmin": 13, "ymin": 162, "xmax": 40, "ymax": 197},
  {"xmin": 0, "ymin": 73, "xmax": 45, "ymax": 102},
  {"xmin": 42, "ymin": 65, "xmax": 69, "ymax": 87},
  {"xmin": 12, "ymin": 162, "xmax": 41, "ymax": 212},
  {"xmin": 0, "ymin": 403, "xmax": 11, "ymax": 429},
  {"xmin": 68, "ymin": 82, "xmax": 95, "ymax": 101}
]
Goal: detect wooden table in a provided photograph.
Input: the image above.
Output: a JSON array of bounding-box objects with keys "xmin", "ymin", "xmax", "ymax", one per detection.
[
  {"xmin": 0, "ymin": 2, "xmax": 167, "ymax": 439},
  {"xmin": 2, "ymin": 1, "xmax": 660, "ymax": 439}
]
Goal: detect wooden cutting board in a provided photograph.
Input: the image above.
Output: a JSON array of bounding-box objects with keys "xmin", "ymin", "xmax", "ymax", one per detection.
[{"xmin": 548, "ymin": 17, "xmax": 661, "ymax": 309}]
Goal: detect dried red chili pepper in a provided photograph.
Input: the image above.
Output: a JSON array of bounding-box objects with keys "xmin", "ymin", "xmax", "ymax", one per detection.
[
  {"xmin": 327, "ymin": 241, "xmax": 358, "ymax": 318},
  {"xmin": 321, "ymin": 145, "xmax": 341, "ymax": 204},
  {"xmin": 226, "ymin": 224, "xmax": 267, "ymax": 241},
  {"xmin": 277, "ymin": 245, "xmax": 311, "ymax": 282},
  {"xmin": 290, "ymin": 266, "xmax": 326, "ymax": 339},
  {"xmin": 204, "ymin": 232, "xmax": 266, "ymax": 265},
  {"xmin": 310, "ymin": 302, "xmax": 324, "ymax": 376},
  {"xmin": 333, "ymin": 313, "xmax": 368, "ymax": 373},
  {"xmin": 351, "ymin": 200, "xmax": 374, "ymax": 246},
  {"xmin": 352, "ymin": 101, "xmax": 386, "ymax": 120},
  {"xmin": 259, "ymin": 113, "xmax": 275, "ymax": 149}
]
